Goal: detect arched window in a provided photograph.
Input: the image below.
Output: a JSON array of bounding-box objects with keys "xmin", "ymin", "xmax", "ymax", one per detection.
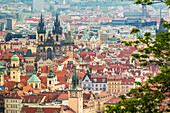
[
  {"xmin": 40, "ymin": 36, "xmax": 43, "ymax": 42},
  {"xmin": 49, "ymin": 80, "xmax": 51, "ymax": 84},
  {"xmin": 35, "ymin": 84, "xmax": 38, "ymax": 89},
  {"xmin": 56, "ymin": 35, "xmax": 58, "ymax": 41},
  {"xmin": 69, "ymin": 46, "xmax": 71, "ymax": 51}
]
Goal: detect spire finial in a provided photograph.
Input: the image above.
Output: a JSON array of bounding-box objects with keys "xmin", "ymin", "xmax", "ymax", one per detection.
[{"xmin": 41, "ymin": 13, "xmax": 43, "ymax": 22}]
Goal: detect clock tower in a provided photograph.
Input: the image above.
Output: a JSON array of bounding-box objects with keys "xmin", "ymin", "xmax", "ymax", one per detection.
[{"xmin": 68, "ymin": 66, "xmax": 83, "ymax": 113}]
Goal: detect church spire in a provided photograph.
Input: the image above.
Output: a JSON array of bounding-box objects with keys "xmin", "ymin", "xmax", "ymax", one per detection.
[
  {"xmin": 69, "ymin": 65, "xmax": 82, "ymax": 91},
  {"xmin": 53, "ymin": 13, "xmax": 62, "ymax": 34},
  {"xmin": 37, "ymin": 14, "xmax": 46, "ymax": 34}
]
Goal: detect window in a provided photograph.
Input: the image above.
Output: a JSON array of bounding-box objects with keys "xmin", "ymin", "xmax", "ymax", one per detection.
[
  {"xmin": 40, "ymin": 36, "xmax": 43, "ymax": 41},
  {"xmin": 49, "ymin": 80, "xmax": 51, "ymax": 84},
  {"xmin": 85, "ymin": 80, "xmax": 88, "ymax": 82},
  {"xmin": 13, "ymin": 76, "xmax": 15, "ymax": 78},
  {"xmin": 93, "ymin": 78, "xmax": 97, "ymax": 82},
  {"xmin": 69, "ymin": 46, "xmax": 71, "ymax": 51},
  {"xmin": 68, "ymin": 61, "xmax": 73, "ymax": 64},
  {"xmin": 72, "ymin": 93, "xmax": 75, "ymax": 97},
  {"xmin": 13, "ymin": 72, "xmax": 15, "ymax": 74},
  {"xmin": 35, "ymin": 84, "xmax": 38, "ymax": 89},
  {"xmin": 102, "ymin": 78, "xmax": 105, "ymax": 82},
  {"xmin": 56, "ymin": 35, "xmax": 58, "ymax": 41}
]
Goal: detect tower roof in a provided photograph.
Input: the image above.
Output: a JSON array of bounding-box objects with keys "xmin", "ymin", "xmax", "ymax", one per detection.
[
  {"xmin": 53, "ymin": 13, "xmax": 62, "ymax": 34},
  {"xmin": 28, "ymin": 68, "xmax": 41, "ymax": 82},
  {"xmin": 37, "ymin": 14, "xmax": 46, "ymax": 34},
  {"xmin": 11, "ymin": 54, "xmax": 19, "ymax": 61},
  {"xmin": 69, "ymin": 65, "xmax": 82, "ymax": 91},
  {"xmin": 47, "ymin": 66, "xmax": 54, "ymax": 78}
]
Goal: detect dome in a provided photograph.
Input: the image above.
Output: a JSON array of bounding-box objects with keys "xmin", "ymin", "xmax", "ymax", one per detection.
[
  {"xmin": 11, "ymin": 54, "xmax": 19, "ymax": 61},
  {"xmin": 47, "ymin": 66, "xmax": 54, "ymax": 78},
  {"xmin": 28, "ymin": 67, "xmax": 41, "ymax": 82}
]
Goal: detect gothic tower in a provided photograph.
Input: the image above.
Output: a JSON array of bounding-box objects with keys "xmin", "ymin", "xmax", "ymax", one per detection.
[
  {"xmin": 10, "ymin": 54, "xmax": 20, "ymax": 82},
  {"xmin": 36, "ymin": 14, "xmax": 63, "ymax": 61},
  {"xmin": 36, "ymin": 14, "xmax": 46, "ymax": 45},
  {"xmin": 65, "ymin": 30, "xmax": 74, "ymax": 59},
  {"xmin": 68, "ymin": 66, "xmax": 83, "ymax": 113},
  {"xmin": 53, "ymin": 14, "xmax": 62, "ymax": 56}
]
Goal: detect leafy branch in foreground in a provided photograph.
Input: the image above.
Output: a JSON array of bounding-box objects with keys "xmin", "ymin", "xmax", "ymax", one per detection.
[{"xmin": 105, "ymin": 20, "xmax": 170, "ymax": 112}]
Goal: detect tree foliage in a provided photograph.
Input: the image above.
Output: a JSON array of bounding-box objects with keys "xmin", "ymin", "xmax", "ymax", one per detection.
[{"xmin": 105, "ymin": 1, "xmax": 170, "ymax": 113}]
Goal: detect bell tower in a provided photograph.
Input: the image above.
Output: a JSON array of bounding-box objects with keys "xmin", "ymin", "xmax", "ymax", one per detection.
[
  {"xmin": 10, "ymin": 54, "xmax": 20, "ymax": 82},
  {"xmin": 36, "ymin": 14, "xmax": 46, "ymax": 45},
  {"xmin": 47, "ymin": 66, "xmax": 58, "ymax": 90},
  {"xmin": 68, "ymin": 66, "xmax": 83, "ymax": 113},
  {"xmin": 65, "ymin": 31, "xmax": 74, "ymax": 59}
]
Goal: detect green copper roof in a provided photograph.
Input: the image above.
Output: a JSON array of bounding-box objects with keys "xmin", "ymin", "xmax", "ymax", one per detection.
[
  {"xmin": 84, "ymin": 28, "xmax": 87, "ymax": 34},
  {"xmin": 69, "ymin": 65, "xmax": 82, "ymax": 91},
  {"xmin": 28, "ymin": 68, "xmax": 41, "ymax": 82},
  {"xmin": 86, "ymin": 65, "xmax": 89, "ymax": 71},
  {"xmin": 11, "ymin": 54, "xmax": 19, "ymax": 61},
  {"xmin": 47, "ymin": 66, "xmax": 54, "ymax": 78}
]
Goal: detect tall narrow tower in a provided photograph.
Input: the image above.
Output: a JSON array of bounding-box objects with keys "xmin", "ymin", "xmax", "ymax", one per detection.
[
  {"xmin": 10, "ymin": 54, "xmax": 20, "ymax": 82},
  {"xmin": 65, "ymin": 31, "xmax": 74, "ymax": 59},
  {"xmin": 36, "ymin": 14, "xmax": 46, "ymax": 45},
  {"xmin": 0, "ymin": 62, "xmax": 5, "ymax": 86},
  {"xmin": 68, "ymin": 66, "xmax": 83, "ymax": 113},
  {"xmin": 53, "ymin": 14, "xmax": 62, "ymax": 56},
  {"xmin": 142, "ymin": 4, "xmax": 147, "ymax": 17}
]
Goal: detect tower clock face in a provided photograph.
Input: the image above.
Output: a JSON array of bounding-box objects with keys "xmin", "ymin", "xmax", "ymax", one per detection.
[{"xmin": 72, "ymin": 93, "xmax": 75, "ymax": 97}]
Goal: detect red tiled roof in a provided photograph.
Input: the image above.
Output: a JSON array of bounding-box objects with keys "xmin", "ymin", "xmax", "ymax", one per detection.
[
  {"xmin": 58, "ymin": 93, "xmax": 68, "ymax": 100},
  {"xmin": 22, "ymin": 107, "xmax": 61, "ymax": 113},
  {"xmin": 104, "ymin": 98, "xmax": 122, "ymax": 105}
]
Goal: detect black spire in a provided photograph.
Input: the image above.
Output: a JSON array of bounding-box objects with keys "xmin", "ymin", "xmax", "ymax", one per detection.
[
  {"xmin": 53, "ymin": 14, "xmax": 62, "ymax": 34},
  {"xmin": 37, "ymin": 14, "xmax": 46, "ymax": 34}
]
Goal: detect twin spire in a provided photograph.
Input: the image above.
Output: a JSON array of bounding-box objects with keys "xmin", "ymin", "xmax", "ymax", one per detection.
[{"xmin": 37, "ymin": 13, "xmax": 62, "ymax": 35}]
